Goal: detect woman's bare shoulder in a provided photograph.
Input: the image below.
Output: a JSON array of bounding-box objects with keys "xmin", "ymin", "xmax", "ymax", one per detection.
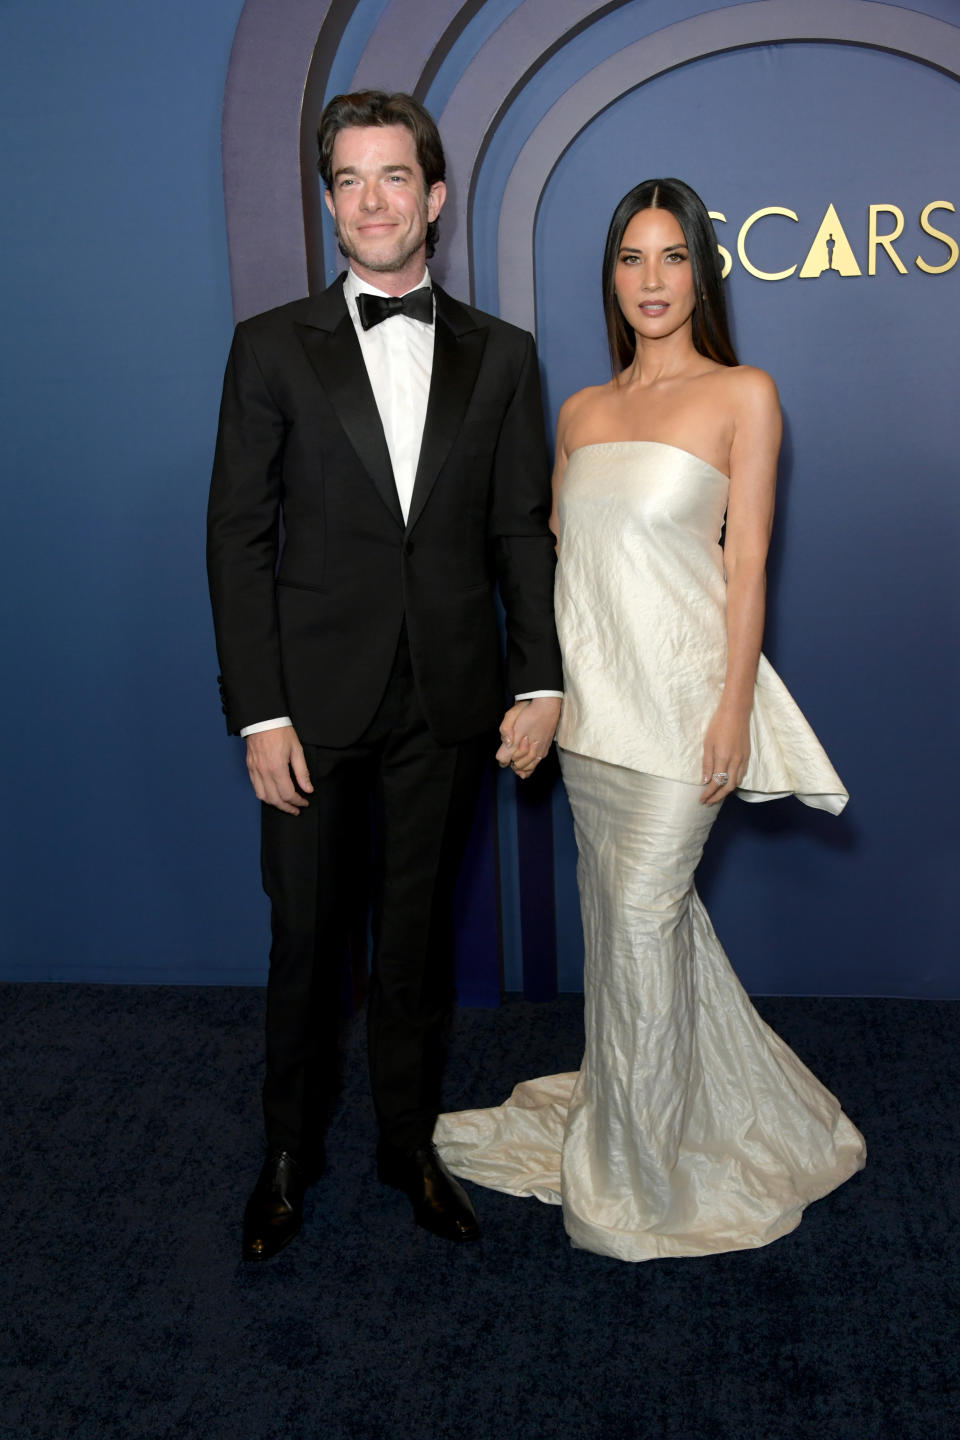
[
  {"xmin": 557, "ymin": 381, "xmax": 616, "ymax": 449},
  {"xmin": 559, "ymin": 381, "xmax": 614, "ymax": 422},
  {"xmin": 716, "ymin": 363, "xmax": 780, "ymax": 413},
  {"xmin": 720, "ymin": 366, "xmax": 782, "ymax": 468}
]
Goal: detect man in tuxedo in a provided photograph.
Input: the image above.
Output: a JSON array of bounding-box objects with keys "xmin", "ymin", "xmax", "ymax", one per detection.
[{"xmin": 207, "ymin": 91, "xmax": 562, "ymax": 1261}]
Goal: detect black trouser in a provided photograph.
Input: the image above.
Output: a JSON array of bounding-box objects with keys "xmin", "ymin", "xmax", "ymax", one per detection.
[{"xmin": 259, "ymin": 629, "xmax": 490, "ymax": 1157}]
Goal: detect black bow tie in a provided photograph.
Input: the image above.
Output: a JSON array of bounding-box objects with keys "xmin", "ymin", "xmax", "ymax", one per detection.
[{"xmin": 357, "ymin": 288, "xmax": 434, "ymax": 331}]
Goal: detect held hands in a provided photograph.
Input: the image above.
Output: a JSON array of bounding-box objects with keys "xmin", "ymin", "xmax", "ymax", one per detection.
[
  {"xmin": 700, "ymin": 704, "xmax": 751, "ymax": 805},
  {"xmin": 496, "ymin": 697, "xmax": 562, "ymax": 779},
  {"xmin": 245, "ymin": 725, "xmax": 314, "ymax": 814}
]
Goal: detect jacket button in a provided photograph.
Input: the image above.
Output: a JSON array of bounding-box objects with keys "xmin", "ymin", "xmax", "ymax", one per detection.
[{"xmin": 404, "ymin": 540, "xmax": 415, "ymax": 557}]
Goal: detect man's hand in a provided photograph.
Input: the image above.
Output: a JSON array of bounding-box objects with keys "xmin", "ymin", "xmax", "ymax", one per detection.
[
  {"xmin": 245, "ymin": 726, "xmax": 314, "ymax": 814},
  {"xmin": 495, "ymin": 698, "xmax": 562, "ymax": 779}
]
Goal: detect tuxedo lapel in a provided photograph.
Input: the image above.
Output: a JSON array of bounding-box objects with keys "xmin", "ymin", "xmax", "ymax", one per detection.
[
  {"xmin": 294, "ymin": 283, "xmax": 403, "ymax": 528},
  {"xmin": 406, "ymin": 286, "xmax": 487, "ymax": 534}
]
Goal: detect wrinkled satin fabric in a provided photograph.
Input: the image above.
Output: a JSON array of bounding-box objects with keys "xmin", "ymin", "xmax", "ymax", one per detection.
[
  {"xmin": 435, "ymin": 761, "xmax": 865, "ymax": 1260},
  {"xmin": 434, "ymin": 442, "xmax": 864, "ymax": 1261},
  {"xmin": 554, "ymin": 442, "xmax": 848, "ymax": 813}
]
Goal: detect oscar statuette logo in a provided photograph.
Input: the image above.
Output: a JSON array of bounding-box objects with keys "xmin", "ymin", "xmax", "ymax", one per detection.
[{"xmin": 708, "ymin": 201, "xmax": 958, "ymax": 280}]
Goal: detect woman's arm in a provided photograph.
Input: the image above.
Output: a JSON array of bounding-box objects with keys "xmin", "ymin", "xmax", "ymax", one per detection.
[
  {"xmin": 700, "ymin": 368, "xmax": 781, "ymax": 804},
  {"xmin": 497, "ymin": 395, "xmax": 580, "ymax": 777},
  {"xmin": 548, "ymin": 393, "xmax": 579, "ymax": 540}
]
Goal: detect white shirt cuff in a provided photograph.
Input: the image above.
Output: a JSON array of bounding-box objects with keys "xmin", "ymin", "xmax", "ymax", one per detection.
[
  {"xmin": 240, "ymin": 717, "xmax": 293, "ymax": 737},
  {"xmin": 515, "ymin": 691, "xmax": 564, "ymax": 701}
]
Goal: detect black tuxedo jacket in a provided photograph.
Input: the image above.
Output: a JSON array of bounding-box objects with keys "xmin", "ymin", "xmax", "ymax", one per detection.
[{"xmin": 207, "ymin": 277, "xmax": 562, "ymax": 747}]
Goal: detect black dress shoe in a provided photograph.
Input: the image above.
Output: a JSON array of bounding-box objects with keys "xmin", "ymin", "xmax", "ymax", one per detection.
[
  {"xmin": 377, "ymin": 1141, "xmax": 480, "ymax": 1242},
  {"xmin": 242, "ymin": 1148, "xmax": 306, "ymax": 1262}
]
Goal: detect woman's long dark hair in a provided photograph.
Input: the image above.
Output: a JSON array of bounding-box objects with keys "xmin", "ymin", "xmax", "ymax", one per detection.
[{"xmin": 602, "ymin": 178, "xmax": 737, "ymax": 375}]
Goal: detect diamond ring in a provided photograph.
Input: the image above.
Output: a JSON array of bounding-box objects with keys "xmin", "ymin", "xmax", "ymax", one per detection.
[{"xmin": 711, "ymin": 771, "xmax": 729, "ymax": 785}]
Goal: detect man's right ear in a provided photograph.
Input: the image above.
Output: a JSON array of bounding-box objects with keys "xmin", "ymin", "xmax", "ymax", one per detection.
[{"xmin": 323, "ymin": 189, "xmax": 335, "ymax": 219}]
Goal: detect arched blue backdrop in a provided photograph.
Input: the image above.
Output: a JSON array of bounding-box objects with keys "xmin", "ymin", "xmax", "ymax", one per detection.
[{"xmin": 2, "ymin": 0, "xmax": 957, "ymax": 999}]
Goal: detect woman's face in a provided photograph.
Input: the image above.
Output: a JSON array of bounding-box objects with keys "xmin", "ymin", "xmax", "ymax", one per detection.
[{"xmin": 614, "ymin": 207, "xmax": 696, "ymax": 342}]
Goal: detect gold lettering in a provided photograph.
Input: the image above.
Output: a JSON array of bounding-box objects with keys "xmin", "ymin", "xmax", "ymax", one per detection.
[
  {"xmin": 868, "ymin": 204, "xmax": 907, "ymax": 275},
  {"xmin": 736, "ymin": 208, "xmax": 798, "ymax": 280},
  {"xmin": 799, "ymin": 204, "xmax": 861, "ymax": 277},
  {"xmin": 708, "ymin": 212, "xmax": 732, "ymax": 279},
  {"xmin": 916, "ymin": 201, "xmax": 958, "ymax": 274}
]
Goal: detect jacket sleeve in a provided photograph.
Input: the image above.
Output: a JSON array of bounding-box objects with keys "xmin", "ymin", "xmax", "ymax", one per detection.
[
  {"xmin": 489, "ymin": 332, "xmax": 564, "ymax": 697},
  {"xmin": 206, "ymin": 323, "xmax": 289, "ymax": 734}
]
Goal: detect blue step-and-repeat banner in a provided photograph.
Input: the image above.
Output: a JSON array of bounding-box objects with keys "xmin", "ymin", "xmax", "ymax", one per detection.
[{"xmin": 3, "ymin": 0, "xmax": 958, "ymax": 999}]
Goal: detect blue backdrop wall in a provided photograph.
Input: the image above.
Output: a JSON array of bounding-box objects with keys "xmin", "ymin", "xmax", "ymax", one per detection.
[{"xmin": 2, "ymin": 0, "xmax": 958, "ymax": 998}]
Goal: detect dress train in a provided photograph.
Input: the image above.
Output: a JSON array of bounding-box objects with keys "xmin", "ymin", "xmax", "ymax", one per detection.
[{"xmin": 434, "ymin": 757, "xmax": 865, "ymax": 1261}]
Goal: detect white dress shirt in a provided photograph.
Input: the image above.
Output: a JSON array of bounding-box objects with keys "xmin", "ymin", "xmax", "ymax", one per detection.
[
  {"xmin": 344, "ymin": 266, "xmax": 434, "ymax": 524},
  {"xmin": 241, "ymin": 265, "xmax": 560, "ymax": 738}
]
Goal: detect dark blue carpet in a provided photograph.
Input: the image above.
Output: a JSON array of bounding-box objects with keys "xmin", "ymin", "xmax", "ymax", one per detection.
[{"xmin": 3, "ymin": 985, "xmax": 958, "ymax": 1439}]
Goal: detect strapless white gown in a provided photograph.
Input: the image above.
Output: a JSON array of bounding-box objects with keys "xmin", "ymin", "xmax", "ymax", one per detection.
[{"xmin": 435, "ymin": 442, "xmax": 865, "ymax": 1261}]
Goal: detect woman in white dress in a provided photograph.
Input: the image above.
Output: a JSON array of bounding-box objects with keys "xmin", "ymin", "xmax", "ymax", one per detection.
[{"xmin": 434, "ymin": 179, "xmax": 865, "ymax": 1261}]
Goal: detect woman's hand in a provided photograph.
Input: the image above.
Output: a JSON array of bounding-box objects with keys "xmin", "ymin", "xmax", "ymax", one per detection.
[
  {"xmin": 496, "ymin": 698, "xmax": 562, "ymax": 779},
  {"xmin": 700, "ymin": 704, "xmax": 751, "ymax": 805}
]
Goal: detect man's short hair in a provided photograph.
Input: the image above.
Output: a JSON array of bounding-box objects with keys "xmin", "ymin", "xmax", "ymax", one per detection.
[{"xmin": 318, "ymin": 91, "xmax": 446, "ymax": 258}]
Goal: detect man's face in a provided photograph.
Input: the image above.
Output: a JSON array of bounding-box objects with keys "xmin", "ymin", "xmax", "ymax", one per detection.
[{"xmin": 324, "ymin": 124, "xmax": 445, "ymax": 286}]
